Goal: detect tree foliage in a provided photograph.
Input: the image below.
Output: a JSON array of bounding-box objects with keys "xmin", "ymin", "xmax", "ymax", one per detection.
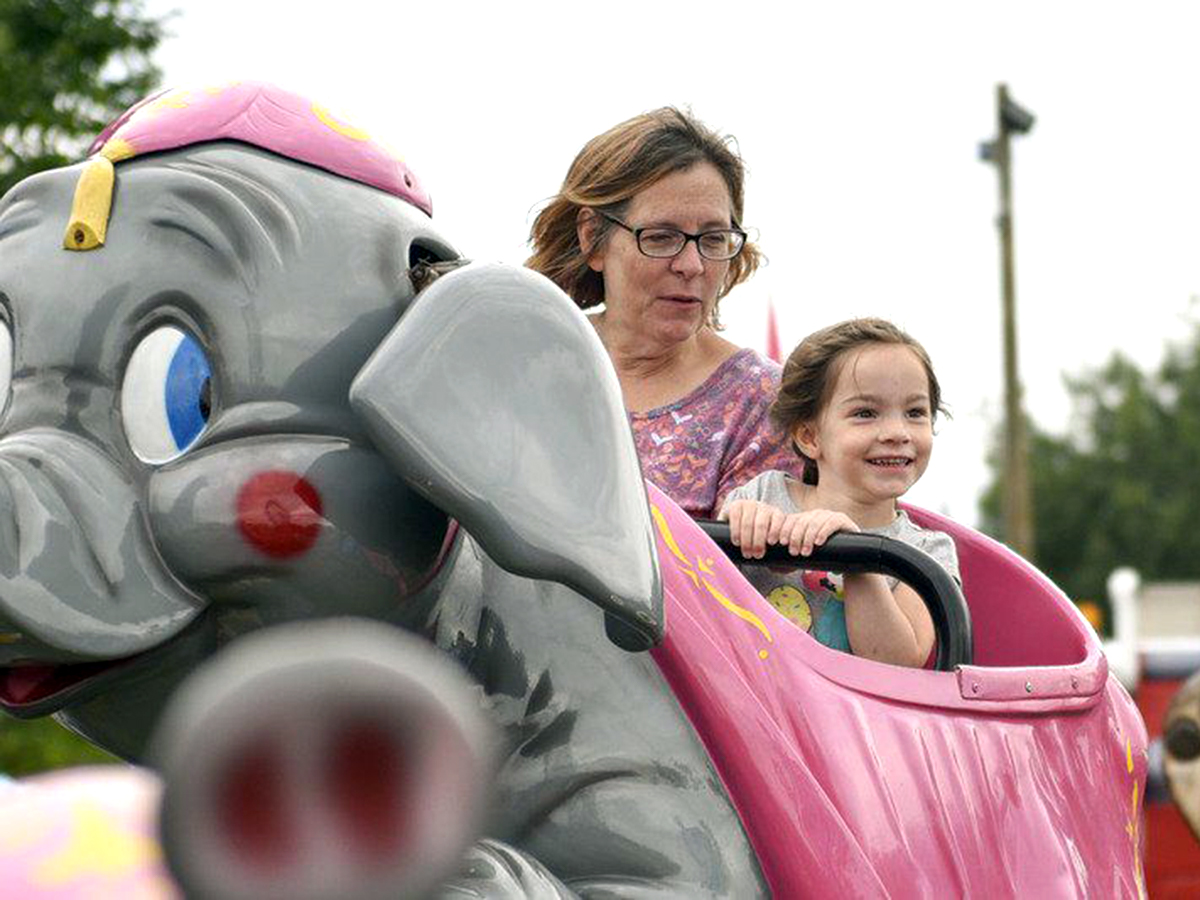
[
  {"xmin": 0, "ymin": 717, "xmax": 117, "ymax": 775},
  {"xmin": 981, "ymin": 313, "xmax": 1200, "ymax": 611},
  {"xmin": 0, "ymin": 0, "xmax": 162, "ymax": 772},
  {"xmin": 0, "ymin": 0, "xmax": 166, "ymax": 196}
]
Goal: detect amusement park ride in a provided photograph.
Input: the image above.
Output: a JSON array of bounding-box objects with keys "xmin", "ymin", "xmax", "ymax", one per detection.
[{"xmin": 0, "ymin": 82, "xmax": 1154, "ymax": 897}]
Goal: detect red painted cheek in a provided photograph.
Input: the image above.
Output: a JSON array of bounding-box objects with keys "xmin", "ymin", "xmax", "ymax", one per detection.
[{"xmin": 236, "ymin": 471, "xmax": 324, "ymax": 558}]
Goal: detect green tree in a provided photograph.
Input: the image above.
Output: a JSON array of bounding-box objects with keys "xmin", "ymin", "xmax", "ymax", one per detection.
[
  {"xmin": 0, "ymin": 717, "xmax": 116, "ymax": 775},
  {"xmin": 0, "ymin": 0, "xmax": 162, "ymax": 773},
  {"xmin": 981, "ymin": 315, "xmax": 1200, "ymax": 618},
  {"xmin": 0, "ymin": 0, "xmax": 167, "ymax": 196}
]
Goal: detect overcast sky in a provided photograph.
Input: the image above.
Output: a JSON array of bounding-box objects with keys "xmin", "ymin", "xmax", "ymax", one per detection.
[{"xmin": 142, "ymin": 1, "xmax": 1200, "ymax": 526}]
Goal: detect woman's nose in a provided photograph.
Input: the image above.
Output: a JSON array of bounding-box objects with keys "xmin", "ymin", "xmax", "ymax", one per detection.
[{"xmin": 669, "ymin": 239, "xmax": 705, "ymax": 276}]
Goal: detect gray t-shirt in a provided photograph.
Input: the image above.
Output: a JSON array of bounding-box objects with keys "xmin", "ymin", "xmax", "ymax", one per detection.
[{"xmin": 721, "ymin": 470, "xmax": 960, "ymax": 654}]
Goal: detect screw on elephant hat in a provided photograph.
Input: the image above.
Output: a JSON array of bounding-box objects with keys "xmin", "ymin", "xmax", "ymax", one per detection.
[{"xmin": 64, "ymin": 80, "xmax": 432, "ymax": 251}]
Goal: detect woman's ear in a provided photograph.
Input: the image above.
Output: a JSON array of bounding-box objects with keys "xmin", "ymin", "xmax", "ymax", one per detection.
[{"xmin": 577, "ymin": 208, "xmax": 604, "ymax": 273}]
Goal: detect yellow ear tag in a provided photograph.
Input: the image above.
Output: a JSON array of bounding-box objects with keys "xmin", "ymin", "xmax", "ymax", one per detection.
[{"xmin": 62, "ymin": 155, "xmax": 117, "ymax": 251}]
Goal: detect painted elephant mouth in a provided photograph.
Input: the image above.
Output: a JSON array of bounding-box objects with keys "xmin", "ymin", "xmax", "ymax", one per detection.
[
  {"xmin": 0, "ymin": 656, "xmax": 134, "ymax": 714},
  {"xmin": 0, "ymin": 612, "xmax": 209, "ymax": 718}
]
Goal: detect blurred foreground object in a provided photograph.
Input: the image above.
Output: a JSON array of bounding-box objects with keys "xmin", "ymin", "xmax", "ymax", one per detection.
[
  {"xmin": 0, "ymin": 620, "xmax": 493, "ymax": 900},
  {"xmin": 1166, "ymin": 670, "xmax": 1200, "ymax": 835}
]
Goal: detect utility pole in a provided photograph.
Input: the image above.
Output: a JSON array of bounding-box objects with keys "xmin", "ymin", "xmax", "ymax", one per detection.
[{"xmin": 980, "ymin": 84, "xmax": 1036, "ymax": 559}]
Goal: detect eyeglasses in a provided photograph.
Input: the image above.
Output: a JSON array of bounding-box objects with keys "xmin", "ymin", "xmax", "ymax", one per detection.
[{"xmin": 600, "ymin": 212, "xmax": 747, "ymax": 261}]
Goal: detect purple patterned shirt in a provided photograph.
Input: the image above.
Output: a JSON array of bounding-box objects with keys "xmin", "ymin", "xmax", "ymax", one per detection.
[{"xmin": 629, "ymin": 348, "xmax": 805, "ymax": 519}]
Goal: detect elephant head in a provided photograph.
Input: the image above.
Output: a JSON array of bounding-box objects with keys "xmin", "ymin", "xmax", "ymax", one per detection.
[{"xmin": 0, "ymin": 83, "xmax": 659, "ymax": 760}]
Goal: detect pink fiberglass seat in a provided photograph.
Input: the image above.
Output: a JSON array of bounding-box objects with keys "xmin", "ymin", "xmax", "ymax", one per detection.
[
  {"xmin": 903, "ymin": 504, "xmax": 1090, "ymax": 668},
  {"xmin": 648, "ymin": 483, "xmax": 1146, "ymax": 897}
]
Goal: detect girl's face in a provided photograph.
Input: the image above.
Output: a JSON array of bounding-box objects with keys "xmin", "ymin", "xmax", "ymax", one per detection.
[
  {"xmin": 584, "ymin": 162, "xmax": 733, "ymax": 349},
  {"xmin": 794, "ymin": 344, "xmax": 934, "ymax": 509}
]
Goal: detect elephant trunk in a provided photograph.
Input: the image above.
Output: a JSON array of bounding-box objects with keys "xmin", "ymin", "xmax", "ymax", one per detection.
[{"xmin": 0, "ymin": 429, "xmax": 203, "ymax": 660}]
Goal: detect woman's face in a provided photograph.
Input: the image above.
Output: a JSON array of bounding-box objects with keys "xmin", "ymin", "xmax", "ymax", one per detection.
[{"xmin": 586, "ymin": 162, "xmax": 734, "ymax": 349}]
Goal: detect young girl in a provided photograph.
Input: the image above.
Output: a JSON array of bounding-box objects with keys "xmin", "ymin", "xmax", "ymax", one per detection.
[{"xmin": 718, "ymin": 318, "xmax": 959, "ymax": 668}]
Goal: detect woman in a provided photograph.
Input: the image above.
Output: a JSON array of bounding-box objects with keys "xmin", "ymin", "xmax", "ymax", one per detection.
[{"xmin": 528, "ymin": 108, "xmax": 802, "ymax": 518}]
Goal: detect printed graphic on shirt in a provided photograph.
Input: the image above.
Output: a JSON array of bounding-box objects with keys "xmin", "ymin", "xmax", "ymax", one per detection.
[
  {"xmin": 755, "ymin": 567, "xmax": 850, "ymax": 652},
  {"xmin": 765, "ymin": 585, "xmax": 812, "ymax": 631},
  {"xmin": 801, "ymin": 570, "xmax": 842, "ymax": 596}
]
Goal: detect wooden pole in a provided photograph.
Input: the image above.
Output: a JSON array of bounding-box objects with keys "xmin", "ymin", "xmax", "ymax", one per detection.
[{"xmin": 994, "ymin": 83, "xmax": 1035, "ymax": 559}]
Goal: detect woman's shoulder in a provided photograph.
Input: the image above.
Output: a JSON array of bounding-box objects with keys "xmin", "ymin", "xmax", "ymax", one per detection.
[
  {"xmin": 632, "ymin": 344, "xmax": 775, "ymax": 420},
  {"xmin": 721, "ymin": 345, "xmax": 782, "ymax": 379},
  {"xmin": 704, "ymin": 346, "xmax": 783, "ymax": 405}
]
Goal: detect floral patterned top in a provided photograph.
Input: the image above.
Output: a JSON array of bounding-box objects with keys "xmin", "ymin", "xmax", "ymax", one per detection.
[{"xmin": 629, "ymin": 348, "xmax": 804, "ymax": 519}]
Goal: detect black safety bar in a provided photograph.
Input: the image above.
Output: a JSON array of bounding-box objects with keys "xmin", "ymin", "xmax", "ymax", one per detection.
[{"xmin": 696, "ymin": 521, "xmax": 973, "ymax": 670}]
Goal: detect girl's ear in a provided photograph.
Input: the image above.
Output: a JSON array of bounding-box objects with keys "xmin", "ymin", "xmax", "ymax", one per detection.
[
  {"xmin": 577, "ymin": 209, "xmax": 604, "ymax": 273},
  {"xmin": 792, "ymin": 422, "xmax": 819, "ymax": 460}
]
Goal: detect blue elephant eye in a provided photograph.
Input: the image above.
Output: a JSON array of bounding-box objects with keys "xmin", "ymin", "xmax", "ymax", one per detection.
[{"xmin": 122, "ymin": 326, "xmax": 213, "ymax": 463}]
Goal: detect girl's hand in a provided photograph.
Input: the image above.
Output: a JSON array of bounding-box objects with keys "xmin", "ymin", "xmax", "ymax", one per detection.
[
  {"xmin": 719, "ymin": 499, "xmax": 787, "ymax": 559},
  {"xmin": 779, "ymin": 509, "xmax": 860, "ymax": 557}
]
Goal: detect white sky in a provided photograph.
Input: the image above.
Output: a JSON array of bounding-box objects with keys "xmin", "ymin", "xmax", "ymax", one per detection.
[{"xmin": 143, "ymin": 1, "xmax": 1200, "ymax": 526}]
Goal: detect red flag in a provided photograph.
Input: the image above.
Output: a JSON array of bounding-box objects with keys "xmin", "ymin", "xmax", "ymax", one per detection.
[{"xmin": 765, "ymin": 297, "xmax": 782, "ymax": 363}]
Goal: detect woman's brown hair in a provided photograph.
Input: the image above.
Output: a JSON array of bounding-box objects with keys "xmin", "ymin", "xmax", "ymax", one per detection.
[
  {"xmin": 770, "ymin": 318, "xmax": 948, "ymax": 485},
  {"xmin": 526, "ymin": 107, "xmax": 762, "ymax": 327}
]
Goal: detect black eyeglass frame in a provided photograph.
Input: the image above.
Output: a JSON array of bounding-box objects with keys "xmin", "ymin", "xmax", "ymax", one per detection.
[{"xmin": 599, "ymin": 212, "xmax": 747, "ymax": 261}]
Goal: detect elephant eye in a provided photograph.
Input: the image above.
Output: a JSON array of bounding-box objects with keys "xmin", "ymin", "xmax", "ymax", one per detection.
[
  {"xmin": 122, "ymin": 325, "xmax": 213, "ymax": 463},
  {"xmin": 0, "ymin": 322, "xmax": 11, "ymax": 414}
]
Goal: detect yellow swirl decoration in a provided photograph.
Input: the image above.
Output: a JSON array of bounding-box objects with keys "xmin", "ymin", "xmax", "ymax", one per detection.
[
  {"xmin": 312, "ymin": 103, "xmax": 371, "ymax": 141},
  {"xmin": 650, "ymin": 505, "xmax": 691, "ymax": 566},
  {"xmin": 147, "ymin": 89, "xmax": 190, "ymax": 113},
  {"xmin": 699, "ymin": 578, "xmax": 774, "ymax": 648},
  {"xmin": 1122, "ymin": 734, "xmax": 1147, "ymax": 899},
  {"xmin": 651, "ymin": 504, "xmax": 773, "ymax": 658}
]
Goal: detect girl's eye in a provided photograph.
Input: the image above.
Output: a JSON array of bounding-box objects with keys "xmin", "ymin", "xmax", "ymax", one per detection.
[
  {"xmin": 122, "ymin": 326, "xmax": 213, "ymax": 463},
  {"xmin": 908, "ymin": 407, "xmax": 931, "ymax": 419},
  {"xmin": 851, "ymin": 408, "xmax": 876, "ymax": 419}
]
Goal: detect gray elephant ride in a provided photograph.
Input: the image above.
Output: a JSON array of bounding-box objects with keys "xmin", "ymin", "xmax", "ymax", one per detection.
[{"xmin": 0, "ymin": 82, "xmax": 1148, "ymax": 898}]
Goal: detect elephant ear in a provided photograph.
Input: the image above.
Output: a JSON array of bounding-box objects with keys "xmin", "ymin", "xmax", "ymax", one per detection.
[{"xmin": 349, "ymin": 263, "xmax": 662, "ymax": 650}]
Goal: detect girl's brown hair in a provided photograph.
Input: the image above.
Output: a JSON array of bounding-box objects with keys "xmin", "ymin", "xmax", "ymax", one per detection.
[
  {"xmin": 526, "ymin": 107, "xmax": 762, "ymax": 328},
  {"xmin": 770, "ymin": 318, "xmax": 947, "ymax": 485}
]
